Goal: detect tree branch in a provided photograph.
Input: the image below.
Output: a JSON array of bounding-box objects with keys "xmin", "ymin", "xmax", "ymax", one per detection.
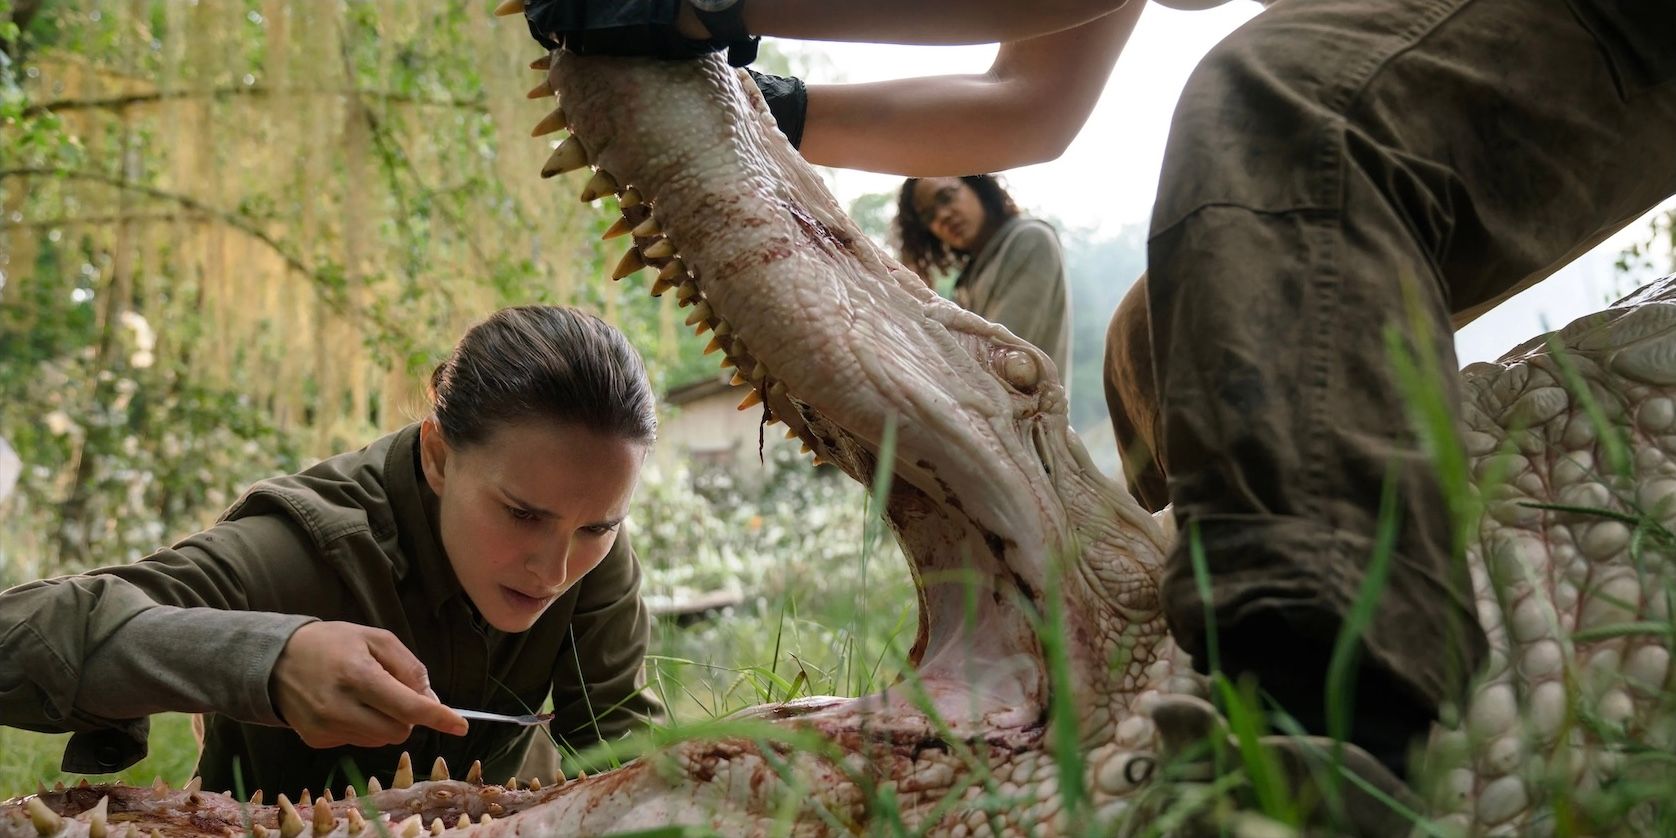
[
  {"xmin": 0, "ymin": 166, "xmax": 407, "ymax": 343},
  {"xmin": 21, "ymin": 85, "xmax": 488, "ymax": 118}
]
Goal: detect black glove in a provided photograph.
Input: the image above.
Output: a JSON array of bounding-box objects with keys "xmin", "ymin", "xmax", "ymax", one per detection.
[
  {"xmin": 745, "ymin": 68, "xmax": 808, "ymax": 150},
  {"xmin": 524, "ymin": 0, "xmax": 758, "ymax": 67}
]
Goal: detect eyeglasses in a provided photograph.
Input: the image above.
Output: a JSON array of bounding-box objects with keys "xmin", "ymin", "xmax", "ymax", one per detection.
[{"xmin": 911, "ymin": 185, "xmax": 965, "ymax": 226}]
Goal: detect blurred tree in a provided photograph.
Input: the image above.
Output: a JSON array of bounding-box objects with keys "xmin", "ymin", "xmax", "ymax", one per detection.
[{"xmin": 0, "ymin": 1, "xmax": 687, "ymax": 576}]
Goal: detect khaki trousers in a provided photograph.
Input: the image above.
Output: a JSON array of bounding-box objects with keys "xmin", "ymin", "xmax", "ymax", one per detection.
[{"xmin": 1104, "ymin": 0, "xmax": 1676, "ymax": 738}]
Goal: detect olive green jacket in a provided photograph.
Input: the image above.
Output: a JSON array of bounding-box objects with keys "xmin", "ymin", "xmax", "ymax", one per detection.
[
  {"xmin": 953, "ymin": 216, "xmax": 1072, "ymax": 381},
  {"xmin": 0, "ymin": 424, "xmax": 657, "ymax": 797}
]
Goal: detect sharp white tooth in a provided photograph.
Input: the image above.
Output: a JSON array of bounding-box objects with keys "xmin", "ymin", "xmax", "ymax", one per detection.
[
  {"xmin": 480, "ymin": 814, "xmax": 494, "ymax": 826},
  {"xmin": 619, "ymin": 186, "xmax": 644, "ymax": 208},
  {"xmin": 397, "ymin": 815, "xmax": 423, "ymax": 838},
  {"xmin": 429, "ymin": 817, "xmax": 444, "ymax": 836},
  {"xmin": 430, "ymin": 756, "xmax": 449, "ymax": 782},
  {"xmin": 785, "ymin": 428, "xmax": 799, "ymax": 440},
  {"xmin": 528, "ymin": 54, "xmax": 552, "ymax": 71},
  {"xmin": 642, "ymin": 238, "xmax": 676, "ymax": 260},
  {"xmin": 703, "ymin": 337, "xmax": 725, "ymax": 355},
  {"xmin": 632, "ymin": 216, "xmax": 662, "ymax": 237},
  {"xmin": 738, "ymin": 390, "xmax": 763, "ymax": 410},
  {"xmin": 366, "ymin": 777, "xmax": 383, "ymax": 794},
  {"xmin": 657, "ymin": 259, "xmax": 687, "ymax": 282},
  {"xmin": 713, "ymin": 321, "xmax": 732, "ymax": 337},
  {"xmin": 297, "ymin": 790, "xmax": 311, "ymax": 808},
  {"xmin": 685, "ymin": 302, "xmax": 712, "ymax": 327},
  {"xmin": 277, "ymin": 795, "xmax": 304, "ymax": 838},
  {"xmin": 800, "ymin": 442, "xmax": 812, "ymax": 454},
  {"xmin": 649, "ymin": 277, "xmax": 675, "ymax": 297},
  {"xmin": 321, "ymin": 789, "xmax": 334, "ymax": 804},
  {"xmin": 466, "ymin": 760, "xmax": 483, "ymax": 785},
  {"xmin": 676, "ymin": 282, "xmax": 700, "ymax": 304},
  {"xmin": 580, "ymin": 169, "xmax": 620, "ymax": 202},
  {"xmin": 531, "ymin": 107, "xmax": 567, "ymax": 137},
  {"xmin": 720, "ymin": 356, "xmax": 737, "ymax": 370},
  {"xmin": 525, "ymin": 79, "xmax": 554, "ymax": 100},
  {"xmin": 731, "ymin": 372, "xmax": 747, "ymax": 386},
  {"xmin": 348, "ymin": 808, "xmax": 367, "ymax": 836},
  {"xmin": 457, "ymin": 815, "xmax": 472, "ymax": 830},
  {"xmin": 250, "ymin": 790, "xmax": 264, "ymax": 806},
  {"xmin": 394, "ymin": 753, "xmax": 414, "ymax": 789},
  {"xmin": 601, "ymin": 216, "xmax": 634, "ymax": 240},
  {"xmin": 812, "ymin": 454, "xmax": 830, "ymax": 467},
  {"xmin": 312, "ymin": 799, "xmax": 335, "ymax": 836},
  {"xmin": 528, "ymin": 777, "xmax": 542, "ymax": 791},
  {"xmin": 88, "ymin": 796, "xmax": 110, "ymax": 838},
  {"xmin": 506, "ymin": 777, "xmax": 520, "ymax": 792},
  {"xmin": 749, "ymin": 365, "xmax": 768, "ymax": 385},
  {"xmin": 494, "ymin": 0, "xmax": 525, "ymax": 16},
  {"xmin": 612, "ymin": 248, "xmax": 647, "ymax": 280},
  {"xmin": 540, "ymin": 136, "xmax": 588, "ymax": 178}
]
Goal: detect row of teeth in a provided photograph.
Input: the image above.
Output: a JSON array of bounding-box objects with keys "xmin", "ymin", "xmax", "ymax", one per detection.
[
  {"xmin": 20, "ymin": 754, "xmax": 581, "ymax": 838},
  {"xmin": 497, "ymin": 2, "xmax": 832, "ymax": 468}
]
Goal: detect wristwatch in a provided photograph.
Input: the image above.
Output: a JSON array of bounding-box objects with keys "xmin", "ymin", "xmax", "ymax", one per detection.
[{"xmin": 687, "ymin": 0, "xmax": 758, "ymax": 66}]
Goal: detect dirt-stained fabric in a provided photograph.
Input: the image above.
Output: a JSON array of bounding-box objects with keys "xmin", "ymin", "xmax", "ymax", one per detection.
[{"xmin": 1105, "ymin": 0, "xmax": 1676, "ymax": 751}]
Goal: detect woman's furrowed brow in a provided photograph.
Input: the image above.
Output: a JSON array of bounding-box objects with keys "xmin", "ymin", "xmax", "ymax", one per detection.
[{"xmin": 501, "ymin": 489, "xmax": 556, "ymax": 519}]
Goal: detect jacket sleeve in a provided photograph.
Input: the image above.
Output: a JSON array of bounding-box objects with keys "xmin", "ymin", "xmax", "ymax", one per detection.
[
  {"xmin": 979, "ymin": 221, "xmax": 1070, "ymax": 367},
  {"xmin": 546, "ymin": 525, "xmax": 662, "ymax": 754},
  {"xmin": 0, "ymin": 512, "xmax": 324, "ymax": 772}
]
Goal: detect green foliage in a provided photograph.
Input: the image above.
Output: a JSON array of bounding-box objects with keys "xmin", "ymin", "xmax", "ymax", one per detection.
[
  {"xmin": 0, "ymin": 713, "xmax": 199, "ymax": 799},
  {"xmin": 635, "ymin": 444, "xmax": 915, "ymax": 721},
  {"xmin": 0, "ymin": 1, "xmax": 709, "ymax": 574}
]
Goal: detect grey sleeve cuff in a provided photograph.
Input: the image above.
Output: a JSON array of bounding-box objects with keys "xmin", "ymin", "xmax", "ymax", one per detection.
[
  {"xmin": 76, "ymin": 606, "xmax": 318, "ymax": 728},
  {"xmin": 61, "ymin": 723, "xmax": 150, "ymax": 775}
]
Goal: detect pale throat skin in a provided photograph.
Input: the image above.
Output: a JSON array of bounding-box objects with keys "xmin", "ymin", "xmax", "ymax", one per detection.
[
  {"xmin": 418, "ymin": 418, "xmax": 646, "ymax": 634},
  {"xmin": 911, "ymin": 176, "xmax": 999, "ymax": 255}
]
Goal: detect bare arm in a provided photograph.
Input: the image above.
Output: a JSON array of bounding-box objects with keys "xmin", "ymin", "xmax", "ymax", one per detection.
[
  {"xmin": 734, "ymin": 0, "xmax": 1133, "ymax": 45},
  {"xmin": 793, "ymin": 6, "xmax": 1143, "ymax": 176}
]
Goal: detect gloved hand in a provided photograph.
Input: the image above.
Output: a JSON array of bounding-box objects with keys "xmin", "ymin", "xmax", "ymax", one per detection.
[
  {"xmin": 522, "ymin": 0, "xmax": 758, "ymax": 67},
  {"xmin": 745, "ymin": 68, "xmax": 808, "ymax": 150}
]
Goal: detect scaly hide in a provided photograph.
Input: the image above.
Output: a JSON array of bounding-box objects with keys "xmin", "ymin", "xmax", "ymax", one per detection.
[{"xmin": 4, "ymin": 46, "xmax": 1674, "ymax": 838}]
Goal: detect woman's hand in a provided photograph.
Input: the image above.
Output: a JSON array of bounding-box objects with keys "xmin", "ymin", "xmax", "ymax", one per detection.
[{"xmin": 271, "ymin": 622, "xmax": 468, "ymax": 749}]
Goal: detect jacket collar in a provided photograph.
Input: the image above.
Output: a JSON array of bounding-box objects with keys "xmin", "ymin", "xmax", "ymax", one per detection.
[{"xmin": 384, "ymin": 423, "xmax": 463, "ymax": 617}]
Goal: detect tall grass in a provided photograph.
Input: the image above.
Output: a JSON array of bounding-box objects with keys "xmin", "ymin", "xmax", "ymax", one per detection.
[{"xmin": 5, "ymin": 311, "xmax": 1676, "ymax": 838}]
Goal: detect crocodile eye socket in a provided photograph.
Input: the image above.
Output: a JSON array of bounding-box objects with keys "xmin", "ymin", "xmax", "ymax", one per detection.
[{"xmin": 998, "ymin": 349, "xmax": 1040, "ymax": 394}]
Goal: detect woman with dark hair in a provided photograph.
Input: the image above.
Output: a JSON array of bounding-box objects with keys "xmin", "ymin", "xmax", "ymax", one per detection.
[
  {"xmin": 0, "ymin": 305, "xmax": 660, "ymax": 798},
  {"xmin": 896, "ymin": 175, "xmax": 1070, "ymax": 377}
]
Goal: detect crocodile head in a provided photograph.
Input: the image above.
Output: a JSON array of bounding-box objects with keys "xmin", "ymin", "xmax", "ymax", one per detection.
[{"xmin": 546, "ymin": 52, "xmax": 1181, "ymax": 749}]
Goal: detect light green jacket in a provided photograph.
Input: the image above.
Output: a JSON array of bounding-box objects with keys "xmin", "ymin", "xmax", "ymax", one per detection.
[{"xmin": 954, "ymin": 216, "xmax": 1072, "ymax": 382}]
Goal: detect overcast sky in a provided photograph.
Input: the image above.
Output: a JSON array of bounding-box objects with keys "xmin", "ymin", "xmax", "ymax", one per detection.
[{"xmin": 777, "ymin": 2, "xmax": 1674, "ymax": 365}]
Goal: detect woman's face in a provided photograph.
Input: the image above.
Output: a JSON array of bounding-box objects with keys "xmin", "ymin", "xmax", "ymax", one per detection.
[
  {"xmin": 912, "ymin": 177, "xmax": 989, "ymax": 251},
  {"xmin": 420, "ymin": 417, "xmax": 647, "ymax": 633}
]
